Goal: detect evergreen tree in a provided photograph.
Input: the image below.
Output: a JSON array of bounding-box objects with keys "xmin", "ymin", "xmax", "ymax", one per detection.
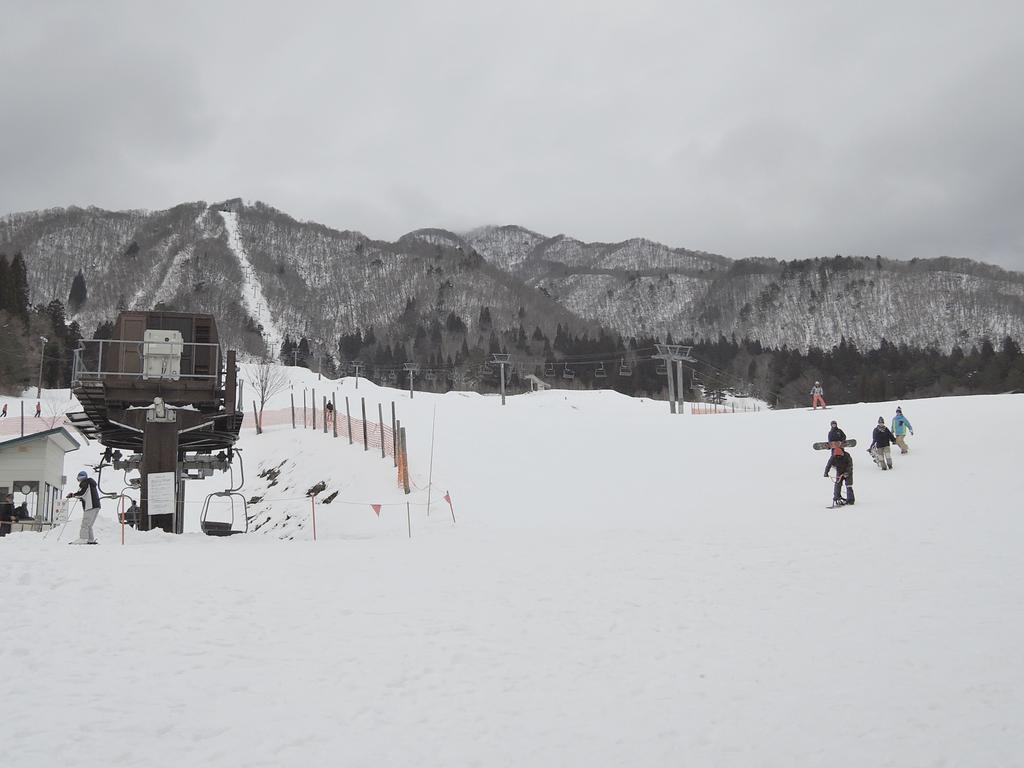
[{"xmin": 68, "ymin": 269, "xmax": 87, "ymax": 313}]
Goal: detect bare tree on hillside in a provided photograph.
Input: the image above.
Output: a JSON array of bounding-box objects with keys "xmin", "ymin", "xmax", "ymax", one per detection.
[{"xmin": 253, "ymin": 362, "xmax": 289, "ymax": 421}]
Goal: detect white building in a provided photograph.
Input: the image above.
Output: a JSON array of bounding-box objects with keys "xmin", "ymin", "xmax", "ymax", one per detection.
[{"xmin": 0, "ymin": 427, "xmax": 81, "ymax": 527}]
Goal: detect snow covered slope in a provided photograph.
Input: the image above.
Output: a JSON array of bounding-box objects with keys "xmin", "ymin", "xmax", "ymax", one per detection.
[
  {"xmin": 1, "ymin": 374, "xmax": 1022, "ymax": 767},
  {"xmin": 219, "ymin": 208, "xmax": 283, "ymax": 357}
]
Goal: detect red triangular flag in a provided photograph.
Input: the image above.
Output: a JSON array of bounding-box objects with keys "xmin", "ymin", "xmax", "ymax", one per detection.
[
  {"xmin": 444, "ymin": 491, "xmax": 451, "ymax": 504},
  {"xmin": 371, "ymin": 504, "xmax": 382, "ymax": 517}
]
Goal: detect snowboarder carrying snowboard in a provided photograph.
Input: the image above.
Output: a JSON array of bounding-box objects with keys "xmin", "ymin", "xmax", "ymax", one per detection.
[
  {"xmin": 869, "ymin": 417, "xmax": 896, "ymax": 470},
  {"xmin": 66, "ymin": 469, "xmax": 101, "ymax": 544},
  {"xmin": 810, "ymin": 381, "xmax": 827, "ymax": 410},
  {"xmin": 828, "ymin": 420, "xmax": 846, "ymax": 443},
  {"xmin": 824, "ymin": 441, "xmax": 855, "ymax": 506},
  {"xmin": 891, "ymin": 407, "xmax": 913, "ymax": 454}
]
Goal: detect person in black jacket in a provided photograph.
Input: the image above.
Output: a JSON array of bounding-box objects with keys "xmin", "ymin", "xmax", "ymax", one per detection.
[
  {"xmin": 869, "ymin": 417, "xmax": 896, "ymax": 470},
  {"xmin": 827, "ymin": 420, "xmax": 846, "ymax": 444},
  {"xmin": 824, "ymin": 441, "xmax": 855, "ymax": 506},
  {"xmin": 0, "ymin": 493, "xmax": 14, "ymax": 537},
  {"xmin": 66, "ymin": 469, "xmax": 101, "ymax": 544}
]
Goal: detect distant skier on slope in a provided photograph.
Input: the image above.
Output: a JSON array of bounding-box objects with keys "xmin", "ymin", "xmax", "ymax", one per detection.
[
  {"xmin": 824, "ymin": 441, "xmax": 855, "ymax": 507},
  {"xmin": 891, "ymin": 406, "xmax": 914, "ymax": 454},
  {"xmin": 869, "ymin": 417, "xmax": 896, "ymax": 470},
  {"xmin": 810, "ymin": 381, "xmax": 827, "ymax": 410}
]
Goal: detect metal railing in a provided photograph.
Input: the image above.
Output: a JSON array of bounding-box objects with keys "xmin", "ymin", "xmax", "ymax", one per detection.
[{"xmin": 72, "ymin": 339, "xmax": 222, "ymax": 386}]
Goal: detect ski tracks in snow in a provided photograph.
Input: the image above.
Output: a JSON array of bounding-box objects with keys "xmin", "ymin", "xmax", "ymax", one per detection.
[{"xmin": 219, "ymin": 209, "xmax": 283, "ymax": 358}]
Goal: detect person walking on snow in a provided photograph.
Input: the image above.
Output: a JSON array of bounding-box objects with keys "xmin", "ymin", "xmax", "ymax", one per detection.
[
  {"xmin": 870, "ymin": 417, "xmax": 897, "ymax": 469},
  {"xmin": 891, "ymin": 407, "xmax": 914, "ymax": 454},
  {"xmin": 824, "ymin": 441, "xmax": 855, "ymax": 506},
  {"xmin": 810, "ymin": 381, "xmax": 827, "ymax": 410},
  {"xmin": 34, "ymin": 401, "xmax": 41, "ymax": 418},
  {"xmin": 66, "ymin": 470, "xmax": 101, "ymax": 544},
  {"xmin": 827, "ymin": 420, "xmax": 846, "ymax": 444},
  {"xmin": 1, "ymin": 402, "xmax": 7, "ymax": 417}
]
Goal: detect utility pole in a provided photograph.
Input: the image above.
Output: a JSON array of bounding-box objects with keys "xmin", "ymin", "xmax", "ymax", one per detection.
[
  {"xmin": 37, "ymin": 336, "xmax": 48, "ymax": 398},
  {"xmin": 652, "ymin": 344, "xmax": 695, "ymax": 415},
  {"xmin": 291, "ymin": 350, "xmax": 299, "ymax": 367},
  {"xmin": 352, "ymin": 360, "xmax": 364, "ymax": 389},
  {"xmin": 490, "ymin": 353, "xmax": 512, "ymax": 406},
  {"xmin": 403, "ymin": 362, "xmax": 420, "ymax": 399}
]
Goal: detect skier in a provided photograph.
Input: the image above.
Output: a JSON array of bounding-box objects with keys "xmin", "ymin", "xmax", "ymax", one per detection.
[
  {"xmin": 1, "ymin": 402, "xmax": 7, "ymax": 417},
  {"xmin": 824, "ymin": 441, "xmax": 855, "ymax": 506},
  {"xmin": 34, "ymin": 401, "xmax": 41, "ymax": 418},
  {"xmin": 869, "ymin": 417, "xmax": 896, "ymax": 470},
  {"xmin": 325, "ymin": 399, "xmax": 335, "ymax": 426},
  {"xmin": 891, "ymin": 406, "xmax": 914, "ymax": 454},
  {"xmin": 66, "ymin": 469, "xmax": 101, "ymax": 544},
  {"xmin": 810, "ymin": 381, "xmax": 827, "ymax": 410},
  {"xmin": 827, "ymin": 420, "xmax": 846, "ymax": 444}
]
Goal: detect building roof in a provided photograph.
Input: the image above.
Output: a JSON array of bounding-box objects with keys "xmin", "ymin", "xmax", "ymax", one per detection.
[{"xmin": 0, "ymin": 427, "xmax": 81, "ymax": 454}]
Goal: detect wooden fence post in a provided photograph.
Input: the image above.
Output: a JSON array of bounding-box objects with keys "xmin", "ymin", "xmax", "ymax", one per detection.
[
  {"xmin": 391, "ymin": 401, "xmax": 397, "ymax": 467},
  {"xmin": 345, "ymin": 396, "xmax": 353, "ymax": 445},
  {"xmin": 400, "ymin": 426, "xmax": 410, "ymax": 494},
  {"xmin": 332, "ymin": 393, "xmax": 338, "ymax": 438},
  {"xmin": 291, "ymin": 393, "xmax": 295, "ymax": 429},
  {"xmin": 361, "ymin": 398, "xmax": 368, "ymax": 450},
  {"xmin": 378, "ymin": 402, "xmax": 385, "ymax": 459},
  {"xmin": 323, "ymin": 396, "xmax": 328, "ymax": 434}
]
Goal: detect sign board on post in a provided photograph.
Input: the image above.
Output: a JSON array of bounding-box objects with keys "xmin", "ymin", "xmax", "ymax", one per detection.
[{"xmin": 147, "ymin": 472, "xmax": 175, "ymax": 518}]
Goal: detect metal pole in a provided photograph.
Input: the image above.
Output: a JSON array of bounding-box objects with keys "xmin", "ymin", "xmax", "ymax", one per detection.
[
  {"xmin": 323, "ymin": 396, "xmax": 328, "ymax": 433},
  {"xmin": 345, "ymin": 396, "xmax": 353, "ymax": 444},
  {"xmin": 378, "ymin": 403, "xmax": 385, "ymax": 459},
  {"xmin": 499, "ymin": 363, "xmax": 506, "ymax": 406},
  {"xmin": 392, "ymin": 402, "xmax": 397, "ymax": 466},
  {"xmin": 312, "ymin": 388, "xmax": 316, "ymax": 430},
  {"xmin": 666, "ymin": 360, "xmax": 677, "ymax": 414},
  {"xmin": 290, "ymin": 393, "xmax": 295, "ymax": 429},
  {"xmin": 37, "ymin": 336, "xmax": 48, "ymax": 399},
  {"xmin": 406, "ymin": 501, "xmax": 411, "ymax": 539},
  {"xmin": 426, "ymin": 405, "xmax": 437, "ymax": 515},
  {"xmin": 332, "ymin": 393, "xmax": 338, "ymax": 438},
  {"xmin": 676, "ymin": 360, "xmax": 685, "ymax": 414}
]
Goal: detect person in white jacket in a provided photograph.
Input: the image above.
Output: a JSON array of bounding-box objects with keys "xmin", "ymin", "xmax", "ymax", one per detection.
[{"xmin": 810, "ymin": 381, "xmax": 827, "ymax": 410}]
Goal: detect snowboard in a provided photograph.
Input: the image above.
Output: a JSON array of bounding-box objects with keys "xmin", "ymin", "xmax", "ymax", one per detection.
[{"xmin": 812, "ymin": 439, "xmax": 857, "ymax": 450}]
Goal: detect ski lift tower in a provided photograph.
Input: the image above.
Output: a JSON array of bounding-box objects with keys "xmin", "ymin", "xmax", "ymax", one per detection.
[
  {"xmin": 490, "ymin": 353, "xmax": 512, "ymax": 405},
  {"xmin": 652, "ymin": 344, "xmax": 695, "ymax": 414},
  {"xmin": 67, "ymin": 311, "xmax": 243, "ymax": 533}
]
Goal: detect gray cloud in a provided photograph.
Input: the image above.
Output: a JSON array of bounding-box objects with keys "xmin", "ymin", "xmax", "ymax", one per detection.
[{"xmin": 2, "ymin": 0, "xmax": 1022, "ymax": 270}]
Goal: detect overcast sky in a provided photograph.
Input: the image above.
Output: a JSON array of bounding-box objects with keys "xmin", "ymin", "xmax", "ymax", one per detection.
[{"xmin": 2, "ymin": 1, "xmax": 1022, "ymax": 270}]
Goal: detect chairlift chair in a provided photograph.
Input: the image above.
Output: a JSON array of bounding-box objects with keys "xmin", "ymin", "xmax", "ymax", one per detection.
[
  {"xmin": 618, "ymin": 359, "xmax": 632, "ymax": 376},
  {"xmin": 656, "ymin": 361, "xmax": 667, "ymax": 375},
  {"xmin": 594, "ymin": 362, "xmax": 607, "ymax": 379},
  {"xmin": 562, "ymin": 363, "xmax": 575, "ymax": 381},
  {"xmin": 544, "ymin": 362, "xmax": 555, "ymax": 377},
  {"xmin": 425, "ymin": 370, "xmax": 438, "ymax": 384},
  {"xmin": 387, "ymin": 370, "xmax": 397, "ymax": 384},
  {"xmin": 200, "ymin": 452, "xmax": 249, "ymax": 536}
]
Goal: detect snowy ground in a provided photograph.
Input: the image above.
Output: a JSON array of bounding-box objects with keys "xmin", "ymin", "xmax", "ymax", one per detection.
[{"xmin": 1, "ymin": 373, "xmax": 1022, "ymax": 767}]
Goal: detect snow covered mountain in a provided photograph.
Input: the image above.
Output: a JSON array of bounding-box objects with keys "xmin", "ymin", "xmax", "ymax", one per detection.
[{"xmin": 3, "ymin": 201, "xmax": 1023, "ymax": 353}]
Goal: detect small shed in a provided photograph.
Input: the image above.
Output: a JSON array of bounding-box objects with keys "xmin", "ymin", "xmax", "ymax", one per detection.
[
  {"xmin": 0, "ymin": 427, "xmax": 81, "ymax": 525},
  {"xmin": 524, "ymin": 374, "xmax": 551, "ymax": 393}
]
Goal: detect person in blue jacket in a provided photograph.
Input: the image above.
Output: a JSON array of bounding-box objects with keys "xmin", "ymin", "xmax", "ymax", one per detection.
[{"xmin": 891, "ymin": 406, "xmax": 914, "ymax": 454}]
